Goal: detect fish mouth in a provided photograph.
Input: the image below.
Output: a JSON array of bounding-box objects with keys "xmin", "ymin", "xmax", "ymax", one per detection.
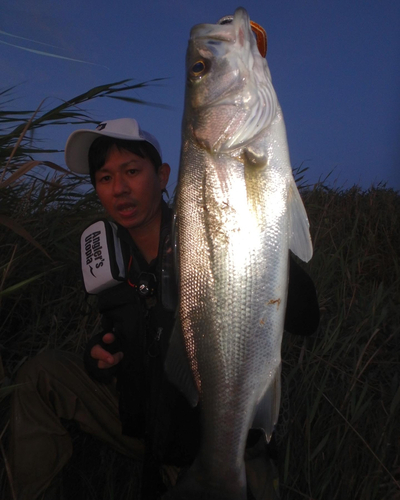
[
  {"xmin": 192, "ymin": 30, "xmax": 236, "ymax": 45},
  {"xmin": 190, "ymin": 7, "xmax": 250, "ymax": 46}
]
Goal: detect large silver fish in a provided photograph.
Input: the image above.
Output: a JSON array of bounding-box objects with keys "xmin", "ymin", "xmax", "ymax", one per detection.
[{"xmin": 166, "ymin": 7, "xmax": 313, "ymax": 499}]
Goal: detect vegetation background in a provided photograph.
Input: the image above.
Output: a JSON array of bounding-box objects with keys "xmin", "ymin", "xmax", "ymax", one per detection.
[{"xmin": 0, "ymin": 85, "xmax": 399, "ymax": 499}]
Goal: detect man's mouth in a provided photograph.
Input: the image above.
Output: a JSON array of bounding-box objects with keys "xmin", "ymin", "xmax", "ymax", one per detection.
[{"xmin": 115, "ymin": 202, "xmax": 137, "ymax": 217}]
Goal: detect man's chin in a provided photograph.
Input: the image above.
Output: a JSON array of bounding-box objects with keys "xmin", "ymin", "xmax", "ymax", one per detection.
[{"xmin": 112, "ymin": 216, "xmax": 138, "ymax": 230}]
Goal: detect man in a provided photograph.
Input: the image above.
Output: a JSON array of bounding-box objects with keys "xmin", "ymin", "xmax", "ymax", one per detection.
[{"xmin": 10, "ymin": 118, "xmax": 319, "ymax": 500}]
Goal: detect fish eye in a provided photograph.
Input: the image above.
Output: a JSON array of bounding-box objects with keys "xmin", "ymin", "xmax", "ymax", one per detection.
[{"xmin": 190, "ymin": 60, "xmax": 208, "ymax": 78}]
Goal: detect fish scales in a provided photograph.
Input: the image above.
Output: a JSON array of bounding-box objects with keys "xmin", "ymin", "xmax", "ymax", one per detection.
[{"xmin": 165, "ymin": 7, "xmax": 312, "ymax": 500}]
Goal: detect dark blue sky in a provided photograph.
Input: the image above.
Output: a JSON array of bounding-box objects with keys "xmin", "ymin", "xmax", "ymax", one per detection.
[{"xmin": 2, "ymin": 0, "xmax": 399, "ymax": 192}]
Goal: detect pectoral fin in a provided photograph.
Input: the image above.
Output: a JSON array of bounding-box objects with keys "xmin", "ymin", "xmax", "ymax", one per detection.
[{"xmin": 242, "ymin": 146, "xmax": 268, "ymax": 168}]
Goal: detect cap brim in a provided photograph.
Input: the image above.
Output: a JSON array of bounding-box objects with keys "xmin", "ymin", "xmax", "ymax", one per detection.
[
  {"xmin": 65, "ymin": 130, "xmax": 101, "ymax": 174},
  {"xmin": 64, "ymin": 128, "xmax": 151, "ymax": 174}
]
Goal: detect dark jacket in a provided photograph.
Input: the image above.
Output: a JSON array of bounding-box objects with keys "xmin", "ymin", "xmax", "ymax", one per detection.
[{"xmin": 83, "ymin": 201, "xmax": 319, "ymax": 466}]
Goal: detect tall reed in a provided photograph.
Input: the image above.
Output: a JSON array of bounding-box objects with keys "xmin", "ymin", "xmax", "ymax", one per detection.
[{"xmin": 1, "ymin": 86, "xmax": 399, "ymax": 498}]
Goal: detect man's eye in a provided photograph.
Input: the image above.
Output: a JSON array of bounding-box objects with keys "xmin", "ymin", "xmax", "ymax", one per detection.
[
  {"xmin": 98, "ymin": 175, "xmax": 111, "ymax": 183},
  {"xmin": 127, "ymin": 169, "xmax": 138, "ymax": 175}
]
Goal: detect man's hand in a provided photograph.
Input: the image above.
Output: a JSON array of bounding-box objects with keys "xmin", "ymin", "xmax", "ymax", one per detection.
[{"xmin": 90, "ymin": 332, "xmax": 124, "ymax": 369}]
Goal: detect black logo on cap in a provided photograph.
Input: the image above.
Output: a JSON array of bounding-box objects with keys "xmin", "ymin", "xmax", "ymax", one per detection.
[{"xmin": 96, "ymin": 123, "xmax": 107, "ymax": 131}]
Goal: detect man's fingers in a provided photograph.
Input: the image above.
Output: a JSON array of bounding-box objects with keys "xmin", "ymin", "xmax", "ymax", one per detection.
[
  {"xmin": 91, "ymin": 344, "xmax": 111, "ymax": 362},
  {"xmin": 91, "ymin": 343, "xmax": 123, "ymax": 369},
  {"xmin": 102, "ymin": 332, "xmax": 116, "ymax": 344},
  {"xmin": 97, "ymin": 351, "xmax": 123, "ymax": 369}
]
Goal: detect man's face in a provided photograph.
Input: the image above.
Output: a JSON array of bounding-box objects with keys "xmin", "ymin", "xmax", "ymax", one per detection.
[{"xmin": 94, "ymin": 145, "xmax": 170, "ymax": 234}]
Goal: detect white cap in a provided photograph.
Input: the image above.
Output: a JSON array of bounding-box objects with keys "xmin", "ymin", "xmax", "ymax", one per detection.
[{"xmin": 64, "ymin": 118, "xmax": 162, "ymax": 174}]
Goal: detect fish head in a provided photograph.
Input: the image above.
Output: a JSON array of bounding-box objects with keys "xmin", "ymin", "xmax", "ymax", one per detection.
[{"xmin": 184, "ymin": 7, "xmax": 278, "ymax": 155}]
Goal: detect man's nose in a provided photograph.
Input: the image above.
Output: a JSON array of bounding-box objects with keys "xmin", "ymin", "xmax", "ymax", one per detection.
[{"xmin": 113, "ymin": 174, "xmax": 129, "ymax": 195}]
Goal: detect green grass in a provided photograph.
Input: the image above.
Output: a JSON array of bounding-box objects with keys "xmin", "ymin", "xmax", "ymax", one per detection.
[{"xmin": 0, "ymin": 88, "xmax": 399, "ymax": 499}]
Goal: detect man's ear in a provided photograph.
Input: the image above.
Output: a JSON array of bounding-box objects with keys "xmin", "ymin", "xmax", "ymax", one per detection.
[{"xmin": 158, "ymin": 163, "xmax": 171, "ymax": 191}]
